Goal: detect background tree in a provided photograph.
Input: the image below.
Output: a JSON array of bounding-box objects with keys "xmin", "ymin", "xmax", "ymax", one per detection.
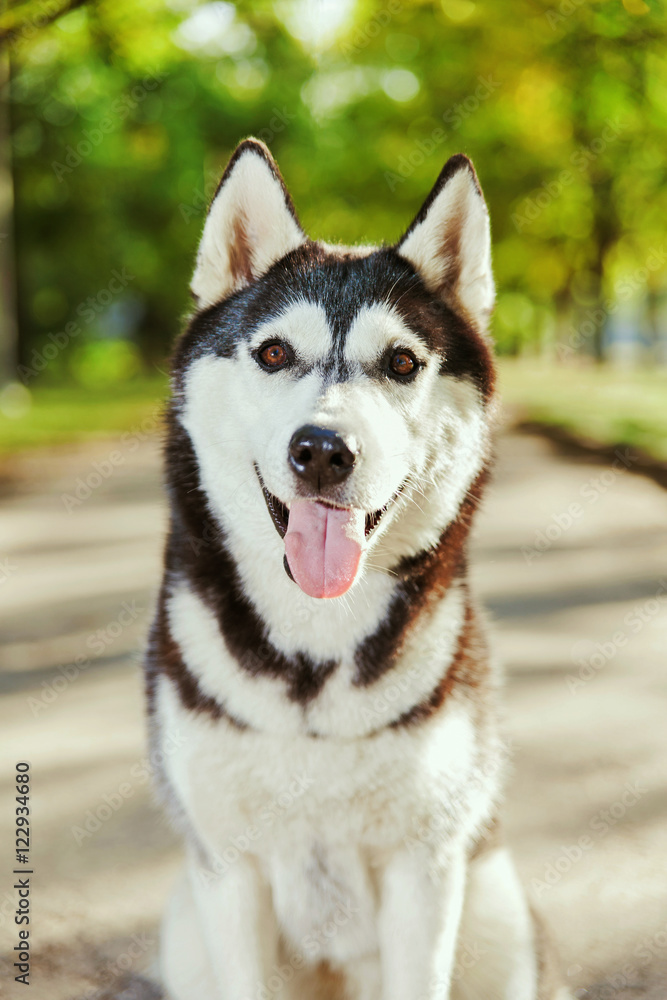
[{"xmin": 1, "ymin": 0, "xmax": 666, "ymax": 388}]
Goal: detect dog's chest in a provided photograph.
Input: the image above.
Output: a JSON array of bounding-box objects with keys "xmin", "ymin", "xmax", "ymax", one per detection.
[
  {"xmin": 157, "ymin": 669, "xmax": 491, "ymax": 961},
  {"xmin": 226, "ymin": 737, "xmax": 396, "ymax": 957},
  {"xmin": 269, "ymin": 836, "xmax": 380, "ymax": 960},
  {"xmin": 159, "ymin": 672, "xmax": 479, "ymax": 847}
]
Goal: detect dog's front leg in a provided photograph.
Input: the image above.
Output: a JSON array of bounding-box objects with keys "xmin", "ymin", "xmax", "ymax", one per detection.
[
  {"xmin": 378, "ymin": 848, "xmax": 467, "ymax": 1000},
  {"xmin": 190, "ymin": 852, "xmax": 281, "ymax": 1000}
]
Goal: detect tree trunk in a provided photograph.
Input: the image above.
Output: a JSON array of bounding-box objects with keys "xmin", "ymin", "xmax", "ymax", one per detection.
[
  {"xmin": 0, "ymin": 50, "xmax": 18, "ymax": 387},
  {"xmin": 646, "ymin": 289, "xmax": 660, "ymax": 365}
]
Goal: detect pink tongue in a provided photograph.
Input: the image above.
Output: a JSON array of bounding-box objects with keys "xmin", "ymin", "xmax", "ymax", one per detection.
[{"xmin": 284, "ymin": 500, "xmax": 364, "ymax": 599}]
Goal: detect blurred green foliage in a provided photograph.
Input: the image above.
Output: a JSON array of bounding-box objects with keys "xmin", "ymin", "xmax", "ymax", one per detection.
[
  {"xmin": 0, "ymin": 375, "xmax": 166, "ymax": 450},
  {"xmin": 3, "ymin": 0, "xmax": 667, "ymax": 385}
]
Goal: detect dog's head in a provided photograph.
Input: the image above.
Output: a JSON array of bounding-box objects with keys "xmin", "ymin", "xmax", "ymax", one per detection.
[{"xmin": 172, "ymin": 139, "xmax": 495, "ymax": 600}]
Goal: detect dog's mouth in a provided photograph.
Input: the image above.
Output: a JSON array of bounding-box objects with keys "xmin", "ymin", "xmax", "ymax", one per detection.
[
  {"xmin": 255, "ymin": 465, "xmax": 395, "ymax": 599},
  {"xmin": 259, "ymin": 479, "xmax": 290, "ymax": 539},
  {"xmin": 258, "ymin": 479, "xmax": 390, "ymax": 540}
]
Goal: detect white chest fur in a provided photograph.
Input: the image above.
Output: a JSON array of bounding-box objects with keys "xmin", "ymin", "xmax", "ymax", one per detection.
[{"xmin": 155, "ymin": 668, "xmax": 493, "ymax": 961}]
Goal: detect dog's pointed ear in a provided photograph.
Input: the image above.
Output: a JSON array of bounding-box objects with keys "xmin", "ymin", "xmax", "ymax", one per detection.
[
  {"xmin": 396, "ymin": 154, "xmax": 494, "ymax": 332},
  {"xmin": 191, "ymin": 138, "xmax": 307, "ymax": 308}
]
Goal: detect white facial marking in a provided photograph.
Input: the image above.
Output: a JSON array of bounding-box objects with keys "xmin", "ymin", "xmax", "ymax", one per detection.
[
  {"xmin": 178, "ymin": 289, "xmax": 489, "ymax": 629},
  {"xmin": 248, "ymin": 298, "xmax": 333, "ymax": 364},
  {"xmin": 344, "ymin": 301, "xmax": 428, "ymax": 366}
]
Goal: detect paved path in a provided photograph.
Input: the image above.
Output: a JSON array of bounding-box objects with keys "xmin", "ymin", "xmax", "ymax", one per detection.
[{"xmin": 0, "ymin": 428, "xmax": 666, "ymax": 999}]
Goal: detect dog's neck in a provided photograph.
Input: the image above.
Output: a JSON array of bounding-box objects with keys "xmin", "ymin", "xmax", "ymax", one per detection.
[{"xmin": 162, "ymin": 413, "xmax": 487, "ymax": 691}]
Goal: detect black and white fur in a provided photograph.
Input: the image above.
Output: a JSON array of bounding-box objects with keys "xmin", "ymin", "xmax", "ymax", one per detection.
[{"xmin": 146, "ymin": 139, "xmax": 569, "ymax": 1000}]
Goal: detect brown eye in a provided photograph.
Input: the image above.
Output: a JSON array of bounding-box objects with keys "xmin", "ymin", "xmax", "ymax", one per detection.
[
  {"xmin": 389, "ymin": 350, "xmax": 418, "ymax": 378},
  {"xmin": 257, "ymin": 341, "xmax": 291, "ymax": 371}
]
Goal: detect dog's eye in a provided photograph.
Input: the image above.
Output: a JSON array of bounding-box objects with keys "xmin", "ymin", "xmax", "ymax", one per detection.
[
  {"xmin": 389, "ymin": 350, "xmax": 418, "ymax": 378},
  {"xmin": 256, "ymin": 341, "xmax": 291, "ymax": 372}
]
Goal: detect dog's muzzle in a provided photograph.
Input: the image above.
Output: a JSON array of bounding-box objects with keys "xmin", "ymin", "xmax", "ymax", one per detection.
[{"xmin": 288, "ymin": 424, "xmax": 357, "ymax": 490}]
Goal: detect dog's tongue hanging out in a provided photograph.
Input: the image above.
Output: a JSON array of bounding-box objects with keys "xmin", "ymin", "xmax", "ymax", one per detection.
[{"xmin": 284, "ymin": 500, "xmax": 364, "ymax": 599}]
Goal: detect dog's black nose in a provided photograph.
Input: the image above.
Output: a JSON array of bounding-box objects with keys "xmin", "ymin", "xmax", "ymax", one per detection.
[{"xmin": 288, "ymin": 425, "xmax": 356, "ymax": 488}]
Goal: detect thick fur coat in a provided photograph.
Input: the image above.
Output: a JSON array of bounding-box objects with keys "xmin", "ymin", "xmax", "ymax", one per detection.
[{"xmin": 146, "ymin": 139, "xmax": 569, "ymax": 1000}]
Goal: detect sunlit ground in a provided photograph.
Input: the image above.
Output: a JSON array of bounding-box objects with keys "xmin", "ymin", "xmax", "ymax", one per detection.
[{"xmin": 496, "ymin": 361, "xmax": 667, "ymax": 461}]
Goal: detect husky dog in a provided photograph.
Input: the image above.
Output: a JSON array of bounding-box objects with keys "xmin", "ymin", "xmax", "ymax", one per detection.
[{"xmin": 147, "ymin": 139, "xmax": 568, "ymax": 1000}]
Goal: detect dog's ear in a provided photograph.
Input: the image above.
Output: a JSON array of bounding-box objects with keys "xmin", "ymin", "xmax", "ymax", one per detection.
[
  {"xmin": 396, "ymin": 154, "xmax": 494, "ymax": 332},
  {"xmin": 191, "ymin": 138, "xmax": 306, "ymax": 308}
]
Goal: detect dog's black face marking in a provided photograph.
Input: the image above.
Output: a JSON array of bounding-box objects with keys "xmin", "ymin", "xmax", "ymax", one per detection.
[
  {"xmin": 256, "ymin": 464, "xmax": 289, "ymax": 537},
  {"xmin": 145, "ymin": 595, "xmax": 248, "ymax": 728},
  {"xmin": 159, "ymin": 241, "xmax": 495, "ymax": 701},
  {"xmin": 151, "ymin": 145, "xmax": 497, "ymax": 722},
  {"xmin": 151, "ymin": 413, "xmax": 475, "ymax": 708},
  {"xmin": 156, "ymin": 417, "xmax": 338, "ymax": 705},
  {"xmin": 352, "ymin": 468, "xmax": 486, "ymax": 688},
  {"xmin": 388, "ymin": 597, "xmax": 483, "ymax": 728},
  {"xmin": 172, "ymin": 244, "xmax": 494, "ymax": 402}
]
